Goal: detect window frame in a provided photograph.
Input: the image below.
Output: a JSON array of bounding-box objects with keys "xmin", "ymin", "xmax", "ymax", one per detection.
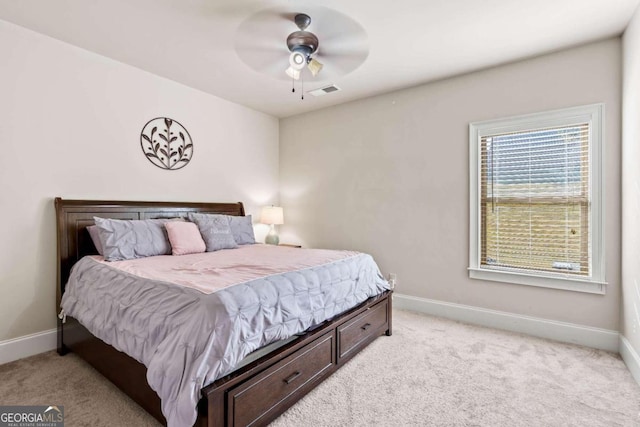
[{"xmin": 468, "ymin": 104, "xmax": 606, "ymax": 294}]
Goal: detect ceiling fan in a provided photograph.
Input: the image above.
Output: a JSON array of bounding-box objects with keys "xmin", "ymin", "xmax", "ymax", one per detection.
[
  {"xmin": 234, "ymin": 6, "xmax": 369, "ymax": 86},
  {"xmin": 285, "ymin": 13, "xmax": 323, "ymax": 80}
]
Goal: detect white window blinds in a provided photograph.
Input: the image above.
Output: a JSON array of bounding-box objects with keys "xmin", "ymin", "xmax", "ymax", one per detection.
[
  {"xmin": 470, "ymin": 104, "xmax": 604, "ymax": 293},
  {"xmin": 480, "ymin": 124, "xmax": 590, "ymax": 276}
]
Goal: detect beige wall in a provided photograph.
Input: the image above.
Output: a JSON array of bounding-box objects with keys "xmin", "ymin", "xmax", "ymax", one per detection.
[
  {"xmin": 280, "ymin": 38, "xmax": 621, "ymax": 330},
  {"xmin": 622, "ymin": 10, "xmax": 640, "ymax": 354},
  {"xmin": 0, "ymin": 20, "xmax": 279, "ymax": 341}
]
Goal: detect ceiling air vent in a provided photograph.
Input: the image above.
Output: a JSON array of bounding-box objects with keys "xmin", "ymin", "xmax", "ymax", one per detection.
[{"xmin": 308, "ymin": 84, "xmax": 341, "ymax": 97}]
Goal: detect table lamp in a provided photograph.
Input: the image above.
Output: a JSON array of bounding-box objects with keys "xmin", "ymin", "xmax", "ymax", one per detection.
[{"xmin": 260, "ymin": 206, "xmax": 284, "ymax": 245}]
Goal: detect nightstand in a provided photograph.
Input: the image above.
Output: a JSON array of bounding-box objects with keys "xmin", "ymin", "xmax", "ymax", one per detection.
[{"xmin": 278, "ymin": 243, "xmax": 302, "ymax": 248}]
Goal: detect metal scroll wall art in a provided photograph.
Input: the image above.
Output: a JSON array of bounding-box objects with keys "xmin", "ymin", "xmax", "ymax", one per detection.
[{"xmin": 140, "ymin": 117, "xmax": 193, "ymax": 170}]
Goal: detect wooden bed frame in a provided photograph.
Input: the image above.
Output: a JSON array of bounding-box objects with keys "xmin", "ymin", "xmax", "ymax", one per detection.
[{"xmin": 55, "ymin": 198, "xmax": 392, "ymax": 427}]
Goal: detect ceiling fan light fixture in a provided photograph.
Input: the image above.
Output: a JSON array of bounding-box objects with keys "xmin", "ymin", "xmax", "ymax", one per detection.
[
  {"xmin": 285, "ymin": 66, "xmax": 301, "ymax": 80},
  {"xmin": 289, "ymin": 51, "xmax": 307, "ymax": 70},
  {"xmin": 282, "ymin": 13, "xmax": 336, "ymax": 99},
  {"xmin": 307, "ymin": 58, "xmax": 323, "ymax": 76}
]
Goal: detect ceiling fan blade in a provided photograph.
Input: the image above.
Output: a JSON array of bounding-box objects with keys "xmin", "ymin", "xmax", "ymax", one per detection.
[
  {"xmin": 315, "ymin": 46, "xmax": 369, "ymax": 58},
  {"xmin": 314, "ymin": 46, "xmax": 368, "ymax": 76},
  {"xmin": 235, "ymin": 40, "xmax": 285, "ymax": 54},
  {"xmin": 236, "ymin": 7, "xmax": 296, "ymax": 35},
  {"xmin": 236, "ymin": 50, "xmax": 287, "ymax": 76},
  {"xmin": 310, "ymin": 8, "xmax": 367, "ymax": 47},
  {"xmin": 316, "ymin": 36, "xmax": 369, "ymax": 52},
  {"xmin": 262, "ymin": 60, "xmax": 289, "ymax": 77},
  {"xmin": 318, "ymin": 34, "xmax": 367, "ymax": 53},
  {"xmin": 236, "ymin": 45, "xmax": 283, "ymax": 55},
  {"xmin": 317, "ymin": 49, "xmax": 368, "ymax": 60}
]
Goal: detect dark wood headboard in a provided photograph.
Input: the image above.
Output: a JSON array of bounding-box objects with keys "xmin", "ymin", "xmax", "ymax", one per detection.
[{"xmin": 54, "ymin": 198, "xmax": 245, "ymax": 311}]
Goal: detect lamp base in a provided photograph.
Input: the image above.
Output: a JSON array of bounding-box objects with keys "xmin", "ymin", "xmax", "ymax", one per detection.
[{"xmin": 265, "ymin": 234, "xmax": 280, "ymax": 245}]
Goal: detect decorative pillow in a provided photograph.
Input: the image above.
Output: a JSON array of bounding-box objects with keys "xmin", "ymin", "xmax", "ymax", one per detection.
[
  {"xmin": 86, "ymin": 225, "xmax": 104, "ymax": 256},
  {"xmin": 188, "ymin": 213, "xmax": 238, "ymax": 251},
  {"xmin": 93, "ymin": 217, "xmax": 174, "ymax": 261},
  {"xmin": 227, "ymin": 215, "xmax": 256, "ymax": 245},
  {"xmin": 165, "ymin": 221, "xmax": 206, "ymax": 256}
]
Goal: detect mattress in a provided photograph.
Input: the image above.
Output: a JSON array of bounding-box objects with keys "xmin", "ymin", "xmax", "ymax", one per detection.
[{"xmin": 60, "ymin": 244, "xmax": 390, "ymax": 427}]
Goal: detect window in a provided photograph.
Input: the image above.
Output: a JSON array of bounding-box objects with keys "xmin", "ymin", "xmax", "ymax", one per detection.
[{"xmin": 469, "ymin": 104, "xmax": 605, "ymax": 294}]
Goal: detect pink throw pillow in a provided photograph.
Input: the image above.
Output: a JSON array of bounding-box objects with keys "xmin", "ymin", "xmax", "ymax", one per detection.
[{"xmin": 165, "ymin": 221, "xmax": 206, "ymax": 256}]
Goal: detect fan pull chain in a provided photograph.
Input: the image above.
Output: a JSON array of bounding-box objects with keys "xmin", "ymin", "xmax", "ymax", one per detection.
[
  {"xmin": 301, "ymin": 73, "xmax": 304, "ymax": 100},
  {"xmin": 292, "ymin": 76, "xmax": 295, "ymax": 93}
]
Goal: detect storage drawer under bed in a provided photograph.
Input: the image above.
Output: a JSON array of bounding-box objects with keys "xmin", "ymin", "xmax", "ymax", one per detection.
[
  {"xmin": 337, "ymin": 298, "xmax": 389, "ymax": 360},
  {"xmin": 226, "ymin": 331, "xmax": 336, "ymax": 427},
  {"xmin": 203, "ymin": 293, "xmax": 391, "ymax": 427}
]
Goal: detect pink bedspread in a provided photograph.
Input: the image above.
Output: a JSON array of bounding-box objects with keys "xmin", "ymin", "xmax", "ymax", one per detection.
[{"xmin": 93, "ymin": 244, "xmax": 359, "ymax": 294}]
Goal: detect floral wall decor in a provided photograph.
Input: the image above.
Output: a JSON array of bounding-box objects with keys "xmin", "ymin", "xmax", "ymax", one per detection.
[{"xmin": 140, "ymin": 117, "xmax": 193, "ymax": 170}]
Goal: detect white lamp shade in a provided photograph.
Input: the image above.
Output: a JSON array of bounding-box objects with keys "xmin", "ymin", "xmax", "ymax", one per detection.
[
  {"xmin": 307, "ymin": 58, "xmax": 323, "ymax": 76},
  {"xmin": 260, "ymin": 206, "xmax": 284, "ymax": 225},
  {"xmin": 285, "ymin": 66, "xmax": 301, "ymax": 80}
]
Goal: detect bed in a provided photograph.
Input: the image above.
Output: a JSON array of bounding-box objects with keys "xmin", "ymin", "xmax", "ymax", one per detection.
[{"xmin": 55, "ymin": 198, "xmax": 392, "ymax": 427}]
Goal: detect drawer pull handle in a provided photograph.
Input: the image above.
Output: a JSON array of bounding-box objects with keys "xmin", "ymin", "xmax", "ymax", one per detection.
[
  {"xmin": 283, "ymin": 371, "xmax": 302, "ymax": 384},
  {"xmin": 361, "ymin": 323, "xmax": 372, "ymax": 331}
]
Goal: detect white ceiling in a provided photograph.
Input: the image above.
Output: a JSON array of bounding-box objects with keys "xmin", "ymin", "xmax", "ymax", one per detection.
[{"xmin": 0, "ymin": 0, "xmax": 638, "ymax": 118}]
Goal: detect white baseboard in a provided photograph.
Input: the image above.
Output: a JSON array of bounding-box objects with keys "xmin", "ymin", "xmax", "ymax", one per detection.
[
  {"xmin": 620, "ymin": 335, "xmax": 640, "ymax": 386},
  {"xmin": 0, "ymin": 328, "xmax": 57, "ymax": 365},
  {"xmin": 393, "ymin": 293, "xmax": 619, "ymax": 352}
]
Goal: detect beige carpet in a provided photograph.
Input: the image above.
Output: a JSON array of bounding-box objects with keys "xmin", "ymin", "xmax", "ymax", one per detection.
[{"xmin": 1, "ymin": 310, "xmax": 639, "ymax": 426}]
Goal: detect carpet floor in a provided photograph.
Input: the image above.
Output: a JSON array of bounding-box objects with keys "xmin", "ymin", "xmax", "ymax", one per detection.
[{"xmin": 1, "ymin": 309, "xmax": 638, "ymax": 426}]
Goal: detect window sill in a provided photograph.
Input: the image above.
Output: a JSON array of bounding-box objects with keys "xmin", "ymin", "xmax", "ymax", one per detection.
[{"xmin": 468, "ymin": 267, "xmax": 606, "ymax": 295}]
